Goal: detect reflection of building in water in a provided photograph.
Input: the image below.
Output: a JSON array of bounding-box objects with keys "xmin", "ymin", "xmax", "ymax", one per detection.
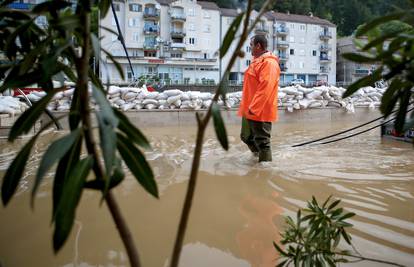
[{"xmin": 236, "ymin": 192, "xmax": 282, "ymax": 267}]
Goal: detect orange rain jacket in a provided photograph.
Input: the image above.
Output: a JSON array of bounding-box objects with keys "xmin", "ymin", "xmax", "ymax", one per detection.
[{"xmin": 238, "ymin": 52, "xmax": 280, "ymax": 122}]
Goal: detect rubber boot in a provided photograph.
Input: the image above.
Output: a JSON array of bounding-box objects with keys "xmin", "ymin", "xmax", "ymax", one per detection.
[{"xmin": 259, "ymin": 150, "xmax": 272, "ymax": 162}]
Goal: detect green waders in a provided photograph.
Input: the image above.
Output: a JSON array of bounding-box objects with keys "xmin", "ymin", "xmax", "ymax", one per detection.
[{"xmin": 240, "ymin": 117, "xmax": 272, "ymax": 162}]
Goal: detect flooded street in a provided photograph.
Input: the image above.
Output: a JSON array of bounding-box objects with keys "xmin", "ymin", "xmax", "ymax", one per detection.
[{"xmin": 1, "ymin": 117, "xmax": 414, "ymax": 267}]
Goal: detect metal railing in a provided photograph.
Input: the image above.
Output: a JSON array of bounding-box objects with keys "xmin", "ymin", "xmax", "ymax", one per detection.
[
  {"xmin": 320, "ymin": 56, "xmax": 332, "ymax": 61},
  {"xmin": 171, "ymin": 12, "xmax": 186, "ymax": 20},
  {"xmin": 276, "ymin": 27, "xmax": 289, "ymax": 34},
  {"xmin": 171, "ymin": 29, "xmax": 186, "ymax": 36},
  {"xmin": 277, "ymin": 40, "xmax": 289, "ymax": 47},
  {"xmin": 320, "ymin": 44, "xmax": 331, "ymax": 51},
  {"xmin": 320, "ymin": 32, "xmax": 332, "ymax": 39},
  {"xmin": 255, "ymin": 25, "xmax": 269, "ymax": 33},
  {"xmin": 143, "ymin": 26, "xmax": 160, "ymax": 34},
  {"xmin": 144, "ymin": 9, "xmax": 160, "ymax": 18}
]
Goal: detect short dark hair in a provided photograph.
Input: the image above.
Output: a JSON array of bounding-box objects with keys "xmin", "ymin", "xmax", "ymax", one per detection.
[{"xmin": 251, "ymin": 35, "xmax": 268, "ymax": 50}]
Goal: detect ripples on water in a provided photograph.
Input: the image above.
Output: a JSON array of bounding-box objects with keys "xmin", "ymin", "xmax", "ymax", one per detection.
[{"xmin": 0, "ymin": 122, "xmax": 414, "ymax": 267}]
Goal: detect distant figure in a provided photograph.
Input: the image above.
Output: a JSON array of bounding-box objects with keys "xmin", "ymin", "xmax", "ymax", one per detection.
[{"xmin": 238, "ymin": 35, "xmax": 280, "ymax": 162}]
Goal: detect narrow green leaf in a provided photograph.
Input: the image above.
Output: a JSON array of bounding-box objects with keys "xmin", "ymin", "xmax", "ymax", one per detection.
[
  {"xmin": 53, "ymin": 156, "xmax": 93, "ymax": 252},
  {"xmin": 338, "ymin": 212, "xmax": 355, "ymax": 221},
  {"xmin": 32, "ymin": 0, "xmax": 72, "ymax": 14},
  {"xmin": 276, "ymin": 259, "xmax": 288, "ymax": 267},
  {"xmin": 1, "ymin": 136, "xmax": 37, "ymax": 205},
  {"xmin": 52, "ymin": 135, "xmax": 82, "ymax": 222},
  {"xmin": 220, "ymin": 12, "xmax": 245, "ymax": 58},
  {"xmin": 113, "ymin": 108, "xmax": 151, "ymax": 150},
  {"xmin": 343, "ymin": 67, "xmax": 383, "ymax": 98},
  {"xmin": 273, "ymin": 241, "xmax": 287, "ymax": 256},
  {"xmin": 102, "ymin": 48, "xmax": 124, "ymax": 80},
  {"xmin": 212, "ymin": 103, "xmax": 229, "ymax": 150},
  {"xmin": 327, "ymin": 199, "xmax": 340, "ymax": 211},
  {"xmin": 380, "ymin": 78, "xmax": 403, "ymax": 117},
  {"xmin": 394, "ymin": 88, "xmax": 411, "ymax": 132},
  {"xmin": 356, "ymin": 12, "xmax": 406, "ymax": 37},
  {"xmin": 98, "ymin": 0, "xmax": 111, "ymax": 18},
  {"xmin": 322, "ymin": 195, "xmax": 332, "ymax": 209},
  {"xmin": 92, "ymin": 85, "xmax": 118, "ymax": 127},
  {"xmin": 32, "ymin": 129, "xmax": 81, "ymax": 207},
  {"xmin": 341, "ymin": 229, "xmax": 352, "ymax": 245},
  {"xmin": 362, "ymin": 29, "xmax": 407, "ymax": 51},
  {"xmin": 84, "ymin": 158, "xmax": 124, "ymax": 190},
  {"xmin": 91, "ymin": 33, "xmax": 101, "ymax": 59},
  {"xmin": 96, "ymin": 113, "xmax": 116, "ymax": 192},
  {"xmin": 342, "ymin": 53, "xmax": 378, "ymax": 63},
  {"xmin": 117, "ymin": 133, "xmax": 158, "ymax": 198}
]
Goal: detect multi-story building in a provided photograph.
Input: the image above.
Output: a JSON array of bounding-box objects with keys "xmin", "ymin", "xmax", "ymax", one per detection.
[
  {"xmin": 100, "ymin": 0, "xmax": 221, "ymax": 85},
  {"xmin": 336, "ymin": 36, "xmax": 380, "ymax": 87},
  {"xmin": 100, "ymin": 1, "xmax": 337, "ymax": 86}
]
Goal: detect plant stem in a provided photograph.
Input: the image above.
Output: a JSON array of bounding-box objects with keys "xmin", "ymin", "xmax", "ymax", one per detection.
[
  {"xmin": 77, "ymin": 7, "xmax": 141, "ymax": 267},
  {"xmin": 169, "ymin": 1, "xmax": 273, "ymax": 266},
  {"xmin": 336, "ymin": 253, "xmax": 406, "ymax": 267}
]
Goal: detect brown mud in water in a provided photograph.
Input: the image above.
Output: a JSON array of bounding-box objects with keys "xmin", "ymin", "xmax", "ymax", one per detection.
[{"xmin": 0, "ymin": 118, "xmax": 413, "ymax": 267}]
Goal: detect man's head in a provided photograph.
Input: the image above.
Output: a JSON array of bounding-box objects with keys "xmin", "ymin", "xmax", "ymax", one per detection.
[{"xmin": 250, "ymin": 35, "xmax": 268, "ymax": 57}]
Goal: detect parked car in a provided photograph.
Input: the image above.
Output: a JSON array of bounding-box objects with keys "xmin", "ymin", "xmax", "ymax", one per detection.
[
  {"xmin": 290, "ymin": 79, "xmax": 305, "ymax": 86},
  {"xmin": 315, "ymin": 80, "xmax": 328, "ymax": 86}
]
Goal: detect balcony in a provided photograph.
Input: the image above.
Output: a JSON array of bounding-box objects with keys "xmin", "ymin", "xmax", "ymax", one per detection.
[
  {"xmin": 280, "ymin": 66, "xmax": 288, "ymax": 72},
  {"xmin": 275, "ymin": 27, "xmax": 289, "ymax": 36},
  {"xmin": 255, "ymin": 25, "xmax": 269, "ymax": 34},
  {"xmin": 171, "ymin": 28, "xmax": 186, "ymax": 38},
  {"xmin": 170, "ymin": 42, "xmax": 186, "ymax": 50},
  {"xmin": 320, "ymin": 31, "xmax": 332, "ymax": 40},
  {"xmin": 143, "ymin": 42, "xmax": 158, "ymax": 50},
  {"xmin": 320, "ymin": 44, "xmax": 331, "ymax": 51},
  {"xmin": 276, "ymin": 40, "xmax": 289, "ymax": 48},
  {"xmin": 143, "ymin": 25, "xmax": 160, "ymax": 35},
  {"xmin": 354, "ymin": 69, "xmax": 370, "ymax": 76},
  {"xmin": 278, "ymin": 54, "xmax": 289, "ymax": 61},
  {"xmin": 171, "ymin": 12, "xmax": 186, "ymax": 22},
  {"xmin": 143, "ymin": 9, "xmax": 160, "ymax": 20},
  {"xmin": 320, "ymin": 56, "xmax": 332, "ymax": 62}
]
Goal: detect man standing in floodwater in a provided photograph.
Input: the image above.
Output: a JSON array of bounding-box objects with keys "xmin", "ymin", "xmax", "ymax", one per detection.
[{"xmin": 238, "ymin": 35, "xmax": 280, "ymax": 162}]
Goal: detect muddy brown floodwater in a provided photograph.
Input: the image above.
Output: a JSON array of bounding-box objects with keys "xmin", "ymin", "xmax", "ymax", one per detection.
[{"xmin": 0, "ymin": 118, "xmax": 414, "ymax": 267}]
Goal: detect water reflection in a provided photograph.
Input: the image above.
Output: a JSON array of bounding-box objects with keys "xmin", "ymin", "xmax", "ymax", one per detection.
[{"xmin": 0, "ymin": 120, "xmax": 414, "ymax": 267}]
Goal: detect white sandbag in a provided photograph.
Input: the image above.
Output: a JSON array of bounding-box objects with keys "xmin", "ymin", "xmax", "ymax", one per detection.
[
  {"xmin": 145, "ymin": 92, "xmax": 159, "ymax": 99},
  {"xmin": 142, "ymin": 99, "xmax": 158, "ymax": 106},
  {"xmin": 167, "ymin": 95, "xmax": 181, "ymax": 104},
  {"xmin": 145, "ymin": 104, "xmax": 157, "ymax": 110},
  {"xmin": 163, "ymin": 89, "xmax": 182, "ymax": 97},
  {"xmin": 156, "ymin": 93, "xmax": 168, "ymax": 100},
  {"xmin": 158, "ymin": 100, "xmax": 167, "ymax": 106},
  {"xmin": 135, "ymin": 104, "xmax": 143, "ymax": 110},
  {"xmin": 199, "ymin": 92, "xmax": 212, "ymax": 100},
  {"xmin": 308, "ymin": 101, "xmax": 322, "ymax": 108},
  {"xmin": 115, "ymin": 99, "xmax": 126, "ymax": 106},
  {"xmin": 64, "ymin": 88, "xmax": 75, "ymax": 97},
  {"xmin": 173, "ymin": 99, "xmax": 182, "ymax": 107},
  {"xmin": 278, "ymin": 92, "xmax": 286, "ymax": 99},
  {"xmin": 121, "ymin": 103, "xmax": 135, "ymax": 111},
  {"xmin": 122, "ymin": 92, "xmax": 138, "ymax": 101},
  {"xmin": 305, "ymin": 90, "xmax": 323, "ymax": 99},
  {"xmin": 181, "ymin": 92, "xmax": 191, "ymax": 101},
  {"xmin": 203, "ymin": 100, "xmax": 212, "ymax": 108},
  {"xmin": 33, "ymin": 91, "xmax": 47, "ymax": 98},
  {"xmin": 190, "ymin": 91, "xmax": 201, "ymax": 99},
  {"xmin": 293, "ymin": 103, "xmax": 300, "ymax": 110},
  {"xmin": 327, "ymin": 101, "xmax": 342, "ymax": 108},
  {"xmin": 27, "ymin": 93, "xmax": 41, "ymax": 102}
]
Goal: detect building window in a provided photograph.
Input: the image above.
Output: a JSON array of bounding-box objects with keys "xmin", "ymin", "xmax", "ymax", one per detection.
[
  {"xmin": 246, "ymin": 46, "xmax": 251, "ymax": 52},
  {"xmin": 132, "ymin": 32, "xmax": 139, "ymax": 42},
  {"xmin": 246, "ymin": 60, "xmax": 251, "ymax": 66},
  {"xmin": 132, "ymin": 50, "xmax": 140, "ymax": 57},
  {"xmin": 312, "ymin": 50, "xmax": 317, "ymax": 56},
  {"xmin": 113, "ymin": 3, "xmax": 120, "ymax": 11},
  {"xmin": 144, "ymin": 51, "xmax": 156, "ymax": 57},
  {"xmin": 227, "ymin": 17, "xmax": 233, "ymax": 25},
  {"xmin": 314, "ymin": 26, "xmax": 318, "ymax": 32},
  {"xmin": 188, "ymin": 8, "xmax": 195, "ymax": 16},
  {"xmin": 189, "ymin": 37, "xmax": 196, "ymax": 45},
  {"xmin": 290, "ymin": 49, "xmax": 294, "ymax": 55},
  {"xmin": 204, "ymin": 53, "xmax": 208, "ymax": 59},
  {"xmin": 129, "ymin": 4, "xmax": 142, "ymax": 12},
  {"xmin": 203, "ymin": 11, "xmax": 210, "ymax": 18},
  {"xmin": 300, "ymin": 24, "xmax": 305, "ymax": 31},
  {"xmin": 290, "ymin": 23, "xmax": 294, "ymax": 29},
  {"xmin": 129, "ymin": 18, "xmax": 139, "ymax": 27},
  {"xmin": 289, "ymin": 36, "xmax": 295, "ymax": 43},
  {"xmin": 171, "ymin": 53, "xmax": 182, "ymax": 58},
  {"xmin": 299, "ymin": 62, "xmax": 304, "ymax": 68},
  {"xmin": 203, "ymin": 24, "xmax": 211, "ymax": 33}
]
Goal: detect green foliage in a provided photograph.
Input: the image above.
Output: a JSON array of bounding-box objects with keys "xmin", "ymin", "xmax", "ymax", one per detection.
[
  {"xmin": 211, "ymin": 103, "xmax": 229, "ymax": 150},
  {"xmin": 343, "ymin": 2, "xmax": 414, "ymax": 132},
  {"xmin": 0, "ymin": 0, "xmax": 158, "ymax": 255},
  {"xmin": 274, "ymin": 196, "xmax": 355, "ymax": 267},
  {"xmin": 220, "ymin": 12, "xmax": 245, "ymax": 58}
]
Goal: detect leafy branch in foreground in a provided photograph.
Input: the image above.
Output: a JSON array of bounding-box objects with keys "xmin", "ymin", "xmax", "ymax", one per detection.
[
  {"xmin": 0, "ymin": 1, "xmax": 157, "ymax": 266},
  {"xmin": 342, "ymin": 3, "xmax": 414, "ymax": 133},
  {"xmin": 274, "ymin": 196, "xmax": 405, "ymax": 267}
]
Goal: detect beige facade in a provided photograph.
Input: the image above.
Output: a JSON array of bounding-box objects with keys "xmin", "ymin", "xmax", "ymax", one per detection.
[{"xmin": 100, "ymin": 1, "xmax": 337, "ymax": 86}]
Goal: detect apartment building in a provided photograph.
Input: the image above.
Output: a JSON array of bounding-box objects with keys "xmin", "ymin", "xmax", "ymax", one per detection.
[
  {"xmin": 220, "ymin": 10, "xmax": 337, "ymax": 86},
  {"xmin": 100, "ymin": 0, "xmax": 221, "ymax": 85},
  {"xmin": 336, "ymin": 36, "xmax": 381, "ymax": 87}
]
